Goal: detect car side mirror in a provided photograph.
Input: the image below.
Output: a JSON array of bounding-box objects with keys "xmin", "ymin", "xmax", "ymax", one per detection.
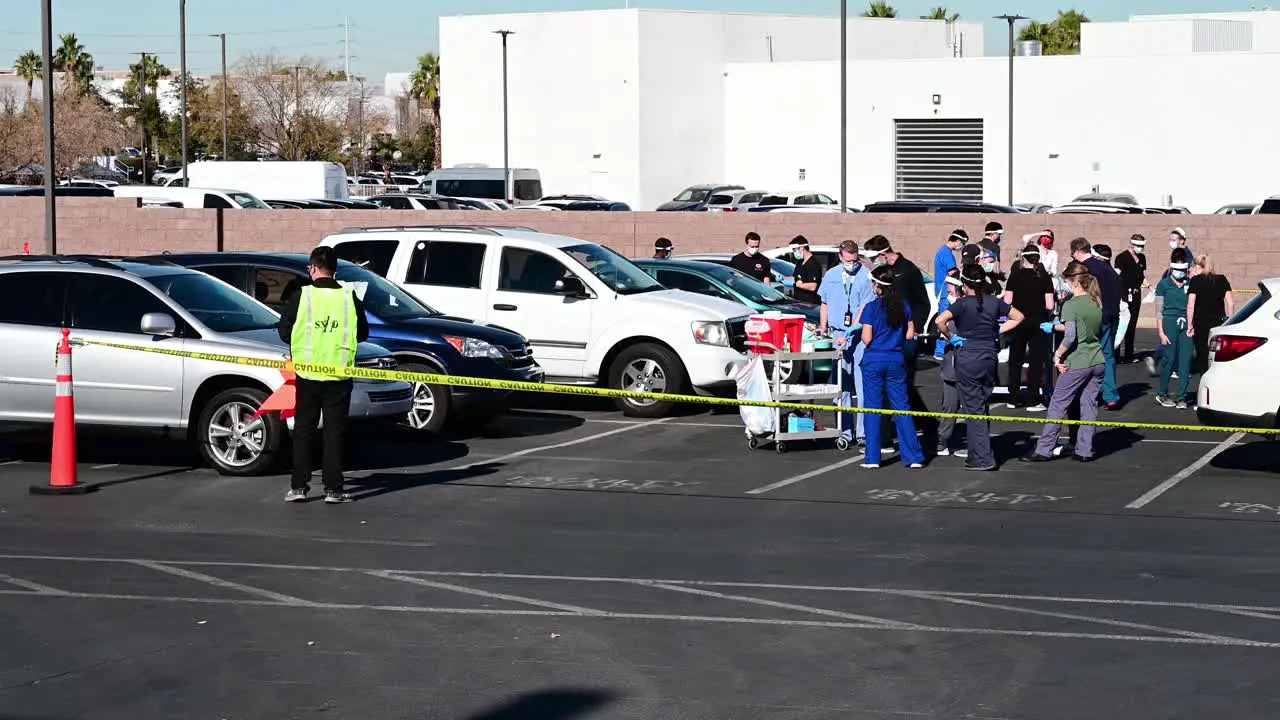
[
  {"xmin": 140, "ymin": 312, "xmax": 177, "ymax": 337},
  {"xmin": 554, "ymin": 277, "xmax": 588, "ymax": 297}
]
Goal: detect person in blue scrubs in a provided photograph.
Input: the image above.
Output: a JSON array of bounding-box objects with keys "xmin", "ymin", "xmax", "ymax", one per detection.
[
  {"xmin": 859, "ymin": 265, "xmax": 927, "ymax": 469},
  {"xmin": 818, "ymin": 239, "xmax": 876, "ymax": 445},
  {"xmin": 934, "ymin": 263, "xmax": 1026, "ymax": 471},
  {"xmin": 932, "ymin": 229, "xmax": 965, "ymax": 360}
]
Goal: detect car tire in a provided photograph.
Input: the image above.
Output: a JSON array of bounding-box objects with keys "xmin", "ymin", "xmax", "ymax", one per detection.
[
  {"xmin": 400, "ymin": 363, "xmax": 451, "ymax": 435},
  {"xmin": 609, "ymin": 343, "xmax": 687, "ymax": 418},
  {"xmin": 196, "ymin": 387, "xmax": 286, "ymax": 477}
]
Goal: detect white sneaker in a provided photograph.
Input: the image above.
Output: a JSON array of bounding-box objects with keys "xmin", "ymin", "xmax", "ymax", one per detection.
[
  {"xmin": 284, "ymin": 489, "xmax": 308, "ymax": 503},
  {"xmin": 908, "ymin": 463, "xmax": 924, "ymax": 469},
  {"xmin": 1026, "ymin": 403, "xmax": 1047, "ymax": 412},
  {"xmin": 953, "ymin": 449, "xmax": 969, "ymax": 459},
  {"xmin": 861, "ymin": 463, "xmax": 881, "ymax": 469},
  {"xmin": 1006, "ymin": 403, "xmax": 1017, "ymax": 410},
  {"xmin": 936, "ymin": 447, "xmax": 952, "ymax": 457}
]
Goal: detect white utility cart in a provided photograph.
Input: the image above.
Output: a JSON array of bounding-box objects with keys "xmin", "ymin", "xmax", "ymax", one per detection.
[{"xmin": 745, "ymin": 340, "xmax": 848, "ymax": 454}]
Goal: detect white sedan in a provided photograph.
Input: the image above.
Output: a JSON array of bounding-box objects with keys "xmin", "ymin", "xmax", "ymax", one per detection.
[{"xmin": 1197, "ymin": 280, "xmax": 1279, "ymax": 431}]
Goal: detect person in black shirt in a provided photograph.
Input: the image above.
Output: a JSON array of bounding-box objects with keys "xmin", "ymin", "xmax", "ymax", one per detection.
[
  {"xmin": 861, "ymin": 235, "xmax": 930, "ymax": 410},
  {"xmin": 653, "ymin": 237, "xmax": 673, "ymax": 259},
  {"xmin": 1001, "ymin": 243, "xmax": 1055, "ymax": 409},
  {"xmin": 1187, "ymin": 254, "xmax": 1234, "ymax": 376},
  {"xmin": 729, "ymin": 231, "xmax": 771, "ymax": 283},
  {"xmin": 980, "ymin": 221, "xmax": 1004, "ymax": 265},
  {"xmin": 962, "ymin": 243, "xmax": 1003, "ymax": 295},
  {"xmin": 786, "ymin": 235, "xmax": 823, "ymax": 305},
  {"xmin": 1113, "ymin": 234, "xmax": 1148, "ymax": 363}
]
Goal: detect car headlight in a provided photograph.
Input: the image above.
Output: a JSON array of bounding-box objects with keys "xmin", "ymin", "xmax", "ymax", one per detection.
[
  {"xmin": 445, "ymin": 335, "xmax": 504, "ymax": 359},
  {"xmin": 691, "ymin": 321, "xmax": 729, "ymax": 347}
]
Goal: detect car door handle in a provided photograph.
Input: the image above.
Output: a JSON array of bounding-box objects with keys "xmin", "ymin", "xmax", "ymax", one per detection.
[{"xmin": 493, "ymin": 304, "xmax": 517, "ymax": 311}]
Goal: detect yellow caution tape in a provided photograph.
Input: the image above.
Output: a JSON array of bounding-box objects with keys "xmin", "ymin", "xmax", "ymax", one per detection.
[{"xmin": 79, "ymin": 339, "xmax": 1279, "ymax": 435}]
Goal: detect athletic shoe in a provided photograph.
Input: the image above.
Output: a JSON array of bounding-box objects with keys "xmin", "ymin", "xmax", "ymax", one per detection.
[
  {"xmin": 936, "ymin": 447, "xmax": 952, "ymax": 457},
  {"xmin": 324, "ymin": 491, "xmax": 352, "ymax": 504},
  {"xmin": 1155, "ymin": 395, "xmax": 1175, "ymax": 408},
  {"xmin": 284, "ymin": 489, "xmax": 308, "ymax": 502},
  {"xmin": 1145, "ymin": 357, "xmax": 1157, "ymax": 376},
  {"xmin": 1175, "ymin": 401, "xmax": 1188, "ymax": 410},
  {"xmin": 1171, "ymin": 372, "xmax": 1179, "ymax": 379},
  {"xmin": 1105, "ymin": 402, "xmax": 1119, "ymax": 411},
  {"xmin": 907, "ymin": 463, "xmax": 924, "ymax": 469},
  {"xmin": 1071, "ymin": 454, "xmax": 1094, "ymax": 463},
  {"xmin": 860, "ymin": 463, "xmax": 881, "ymax": 469},
  {"xmin": 1026, "ymin": 403, "xmax": 1047, "ymax": 412},
  {"xmin": 953, "ymin": 449, "xmax": 969, "ymax": 459},
  {"xmin": 964, "ymin": 463, "xmax": 996, "ymax": 472},
  {"xmin": 1019, "ymin": 454, "xmax": 1054, "ymax": 463}
]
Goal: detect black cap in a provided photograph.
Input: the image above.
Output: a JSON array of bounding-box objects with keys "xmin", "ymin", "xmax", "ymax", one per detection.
[
  {"xmin": 654, "ymin": 237, "xmax": 672, "ymax": 249},
  {"xmin": 984, "ymin": 221, "xmax": 1004, "ymax": 234},
  {"xmin": 961, "ymin": 244, "xmax": 982, "ymax": 263}
]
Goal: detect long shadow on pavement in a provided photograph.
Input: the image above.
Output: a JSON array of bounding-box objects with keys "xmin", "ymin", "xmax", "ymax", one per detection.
[
  {"xmin": 463, "ymin": 689, "xmax": 615, "ymax": 720},
  {"xmin": 342, "ymin": 461, "xmax": 505, "ymax": 503},
  {"xmin": 1211, "ymin": 440, "xmax": 1280, "ymax": 474}
]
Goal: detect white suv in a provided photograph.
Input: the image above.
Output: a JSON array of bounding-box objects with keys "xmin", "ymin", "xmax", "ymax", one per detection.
[
  {"xmin": 1197, "ymin": 279, "xmax": 1280, "ymax": 430},
  {"xmin": 320, "ymin": 226, "xmax": 753, "ymax": 417}
]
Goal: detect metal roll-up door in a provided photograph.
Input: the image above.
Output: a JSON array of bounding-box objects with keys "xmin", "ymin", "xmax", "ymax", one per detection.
[{"xmin": 894, "ymin": 119, "xmax": 984, "ymax": 202}]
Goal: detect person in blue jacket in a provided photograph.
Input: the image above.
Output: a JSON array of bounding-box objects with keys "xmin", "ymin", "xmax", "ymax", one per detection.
[
  {"xmin": 932, "ymin": 228, "xmax": 966, "ymax": 360},
  {"xmin": 818, "ymin": 239, "xmax": 876, "ymax": 445},
  {"xmin": 859, "ymin": 265, "xmax": 927, "ymax": 469}
]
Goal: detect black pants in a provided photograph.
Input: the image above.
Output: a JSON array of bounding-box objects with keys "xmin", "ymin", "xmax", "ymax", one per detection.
[
  {"xmin": 1122, "ymin": 297, "xmax": 1142, "ymax": 361},
  {"xmin": 1192, "ymin": 316, "xmax": 1223, "ymax": 375},
  {"xmin": 292, "ymin": 377, "xmax": 353, "ymax": 493},
  {"xmin": 1006, "ymin": 322, "xmax": 1048, "ymax": 404}
]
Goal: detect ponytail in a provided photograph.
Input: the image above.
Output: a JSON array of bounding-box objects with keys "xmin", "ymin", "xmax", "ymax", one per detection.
[
  {"xmin": 871, "ymin": 265, "xmax": 906, "ymax": 329},
  {"xmin": 1062, "ymin": 260, "xmax": 1101, "ymax": 308}
]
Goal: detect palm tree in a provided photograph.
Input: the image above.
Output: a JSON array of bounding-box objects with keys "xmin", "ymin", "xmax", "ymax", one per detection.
[
  {"xmin": 409, "ymin": 52, "xmax": 441, "ymax": 169},
  {"xmin": 1049, "ymin": 9, "xmax": 1089, "ymax": 55},
  {"xmin": 52, "ymin": 33, "xmax": 94, "ymax": 93},
  {"xmin": 127, "ymin": 54, "xmax": 171, "ymax": 96},
  {"xmin": 14, "ymin": 51, "xmax": 42, "ymax": 104},
  {"xmin": 922, "ymin": 7, "xmax": 959, "ymax": 21},
  {"xmin": 863, "ymin": 1, "xmax": 897, "ymax": 18}
]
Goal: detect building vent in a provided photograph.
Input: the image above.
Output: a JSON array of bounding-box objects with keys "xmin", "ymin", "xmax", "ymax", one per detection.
[
  {"xmin": 1016, "ymin": 40, "xmax": 1042, "ymax": 56},
  {"xmin": 1193, "ymin": 19, "xmax": 1252, "ymax": 53},
  {"xmin": 894, "ymin": 118, "xmax": 984, "ymax": 202}
]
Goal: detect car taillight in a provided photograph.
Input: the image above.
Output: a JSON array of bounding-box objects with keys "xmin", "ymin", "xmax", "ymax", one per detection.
[
  {"xmin": 1210, "ymin": 335, "xmax": 1267, "ymax": 363},
  {"xmin": 723, "ymin": 207, "xmax": 738, "ymax": 212}
]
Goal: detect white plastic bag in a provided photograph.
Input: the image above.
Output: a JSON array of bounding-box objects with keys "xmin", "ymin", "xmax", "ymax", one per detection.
[
  {"xmin": 1141, "ymin": 288, "xmax": 1156, "ymax": 305},
  {"xmin": 1115, "ymin": 302, "xmax": 1130, "ymax": 350},
  {"xmin": 736, "ymin": 356, "xmax": 775, "ymax": 436}
]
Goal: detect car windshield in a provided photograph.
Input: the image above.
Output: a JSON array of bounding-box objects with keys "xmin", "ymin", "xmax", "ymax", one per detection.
[
  {"xmin": 768, "ymin": 258, "xmax": 797, "ymax": 276},
  {"xmin": 147, "ymin": 273, "xmax": 280, "ymax": 333},
  {"xmin": 674, "ymin": 188, "xmax": 711, "ymax": 203},
  {"xmin": 703, "ymin": 265, "xmax": 789, "ymax": 305},
  {"xmin": 334, "ymin": 264, "xmax": 439, "ymax": 320},
  {"xmin": 228, "ymin": 191, "xmax": 270, "ymax": 209},
  {"xmin": 563, "ymin": 243, "xmax": 664, "ymax": 295}
]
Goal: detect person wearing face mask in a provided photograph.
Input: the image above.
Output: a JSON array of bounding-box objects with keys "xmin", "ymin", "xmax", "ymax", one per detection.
[
  {"xmin": 731, "ymin": 231, "xmax": 772, "ymax": 283},
  {"xmin": 935, "ymin": 263, "xmax": 1026, "ymax": 471},
  {"xmin": 961, "ymin": 243, "xmax": 1003, "ymax": 294},
  {"xmin": 653, "ymin": 237, "xmax": 674, "ymax": 260},
  {"xmin": 1069, "ymin": 237, "xmax": 1122, "ymax": 410},
  {"xmin": 1168, "ymin": 227, "xmax": 1191, "ymax": 259},
  {"xmin": 935, "ymin": 269, "xmax": 965, "ymax": 458},
  {"xmin": 932, "ymin": 229, "xmax": 966, "ymax": 361},
  {"xmin": 818, "ymin": 240, "xmax": 876, "ymax": 446},
  {"xmin": 980, "ymin": 221, "xmax": 1004, "ymax": 265},
  {"xmin": 860, "ymin": 235, "xmax": 930, "ymax": 404},
  {"xmin": 858, "ymin": 265, "xmax": 927, "ymax": 469},
  {"xmin": 786, "ymin": 235, "xmax": 823, "ymax": 305},
  {"xmin": 1154, "ymin": 249, "xmax": 1196, "ymax": 409},
  {"xmin": 1114, "ymin": 234, "xmax": 1148, "ymax": 364},
  {"xmin": 1001, "ymin": 243, "xmax": 1055, "ymax": 411}
]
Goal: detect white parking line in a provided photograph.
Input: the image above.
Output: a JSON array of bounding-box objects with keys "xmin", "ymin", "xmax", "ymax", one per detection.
[
  {"xmin": 130, "ymin": 560, "xmax": 315, "ymax": 606},
  {"xmin": 91, "ymin": 464, "xmax": 118, "ymax": 470},
  {"xmin": 1125, "ymin": 432, "xmax": 1244, "ymax": 509},
  {"xmin": 367, "ymin": 570, "xmax": 607, "ymax": 615},
  {"xmin": 631, "ymin": 579, "xmax": 924, "ymax": 628},
  {"xmin": 746, "ymin": 453, "xmax": 867, "ymax": 495},
  {"xmin": 448, "ymin": 418, "xmax": 669, "ymax": 471},
  {"xmin": 0, "ymin": 460, "xmax": 23, "ymax": 466}
]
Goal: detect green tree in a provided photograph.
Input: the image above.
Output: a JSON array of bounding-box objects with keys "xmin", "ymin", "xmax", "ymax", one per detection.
[
  {"xmin": 1017, "ymin": 10, "xmax": 1089, "ymax": 55},
  {"xmin": 123, "ymin": 54, "xmax": 170, "ymax": 99},
  {"xmin": 396, "ymin": 120, "xmax": 437, "ymax": 171},
  {"xmin": 921, "ymin": 7, "xmax": 958, "ymax": 21},
  {"xmin": 863, "ymin": 1, "xmax": 897, "ymax": 18},
  {"xmin": 52, "ymin": 33, "xmax": 94, "ymax": 94},
  {"xmin": 14, "ymin": 51, "xmax": 42, "ymax": 105},
  {"xmin": 409, "ymin": 52, "xmax": 441, "ymax": 168},
  {"xmin": 156, "ymin": 74, "xmax": 260, "ymax": 161}
]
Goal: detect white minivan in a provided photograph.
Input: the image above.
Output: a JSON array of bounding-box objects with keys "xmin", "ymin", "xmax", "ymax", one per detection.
[
  {"xmin": 319, "ymin": 226, "xmax": 753, "ymax": 417},
  {"xmin": 113, "ymin": 185, "xmax": 271, "ymax": 209},
  {"xmin": 421, "ymin": 165, "xmax": 543, "ymax": 206}
]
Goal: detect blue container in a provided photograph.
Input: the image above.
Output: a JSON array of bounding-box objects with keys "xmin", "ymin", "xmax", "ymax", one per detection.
[{"xmin": 788, "ymin": 415, "xmax": 816, "ymax": 433}]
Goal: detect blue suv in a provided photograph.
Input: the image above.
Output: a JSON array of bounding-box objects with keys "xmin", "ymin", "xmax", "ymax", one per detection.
[{"xmin": 142, "ymin": 252, "xmax": 544, "ymax": 434}]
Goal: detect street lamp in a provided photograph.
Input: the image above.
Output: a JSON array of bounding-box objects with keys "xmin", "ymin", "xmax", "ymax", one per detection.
[
  {"xmin": 133, "ymin": 52, "xmax": 152, "ymax": 183},
  {"xmin": 40, "ymin": 0, "xmax": 55, "ymax": 253},
  {"xmin": 209, "ymin": 34, "xmax": 228, "ymax": 160},
  {"xmin": 494, "ymin": 30, "xmax": 515, "ymax": 203},
  {"xmin": 995, "ymin": 14, "xmax": 1027, "ymax": 207},
  {"xmin": 839, "ymin": 1, "xmax": 847, "ymax": 212},
  {"xmin": 179, "ymin": 0, "xmax": 189, "ymax": 184}
]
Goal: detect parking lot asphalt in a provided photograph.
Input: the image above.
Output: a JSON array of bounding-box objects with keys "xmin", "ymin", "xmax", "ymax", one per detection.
[{"xmin": 1, "ymin": 332, "xmax": 1278, "ymax": 719}]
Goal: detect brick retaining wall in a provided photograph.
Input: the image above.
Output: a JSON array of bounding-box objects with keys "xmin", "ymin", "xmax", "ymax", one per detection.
[{"xmin": 2, "ymin": 198, "xmax": 1276, "ymax": 289}]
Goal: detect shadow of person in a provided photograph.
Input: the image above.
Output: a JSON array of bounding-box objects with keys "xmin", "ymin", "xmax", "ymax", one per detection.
[
  {"xmin": 343, "ymin": 461, "xmax": 506, "ymax": 502},
  {"xmin": 463, "ymin": 689, "xmax": 615, "ymax": 720},
  {"xmin": 1210, "ymin": 438, "xmax": 1280, "ymax": 473},
  {"xmin": 456, "ymin": 410, "xmax": 586, "ymax": 441}
]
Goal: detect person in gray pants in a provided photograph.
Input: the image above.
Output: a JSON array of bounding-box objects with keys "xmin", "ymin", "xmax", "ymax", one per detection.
[
  {"xmin": 1021, "ymin": 261, "xmax": 1107, "ymax": 463},
  {"xmin": 936, "ymin": 269, "xmax": 964, "ymax": 457}
]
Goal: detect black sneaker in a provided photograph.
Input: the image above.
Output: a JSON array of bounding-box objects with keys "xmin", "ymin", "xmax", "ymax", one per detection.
[
  {"xmin": 324, "ymin": 491, "xmax": 352, "ymax": 504},
  {"xmin": 1019, "ymin": 454, "xmax": 1054, "ymax": 463}
]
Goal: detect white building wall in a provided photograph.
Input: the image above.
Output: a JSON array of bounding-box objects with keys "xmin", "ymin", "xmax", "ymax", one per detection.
[{"xmin": 724, "ymin": 52, "xmax": 1280, "ymax": 213}]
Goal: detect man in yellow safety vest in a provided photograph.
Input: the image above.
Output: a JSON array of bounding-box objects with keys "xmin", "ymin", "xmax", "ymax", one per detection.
[{"xmin": 277, "ymin": 246, "xmax": 369, "ymax": 504}]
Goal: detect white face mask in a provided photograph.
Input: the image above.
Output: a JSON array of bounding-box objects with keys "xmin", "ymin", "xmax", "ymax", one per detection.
[
  {"xmin": 1169, "ymin": 240, "xmax": 1180, "ymax": 250},
  {"xmin": 1171, "ymin": 269, "xmax": 1187, "ymax": 280},
  {"xmin": 981, "ymin": 261, "xmax": 995, "ymax": 273},
  {"xmin": 1133, "ymin": 246, "xmax": 1144, "ymax": 255},
  {"xmin": 792, "ymin": 249, "xmax": 804, "ymax": 261},
  {"xmin": 745, "ymin": 247, "xmax": 757, "ymax": 256},
  {"xmin": 841, "ymin": 261, "xmax": 857, "ymax": 274}
]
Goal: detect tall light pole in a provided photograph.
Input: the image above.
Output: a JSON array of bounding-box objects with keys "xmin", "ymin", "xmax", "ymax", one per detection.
[
  {"xmin": 353, "ymin": 76, "xmax": 366, "ymax": 176},
  {"xmin": 995, "ymin": 14, "xmax": 1026, "ymax": 207},
  {"xmin": 40, "ymin": 0, "xmax": 56, "ymax": 254},
  {"xmin": 179, "ymin": 0, "xmax": 189, "ymax": 184},
  {"xmin": 133, "ymin": 52, "xmax": 151, "ymax": 184},
  {"xmin": 839, "ymin": 1, "xmax": 847, "ymax": 212},
  {"xmin": 494, "ymin": 30, "xmax": 514, "ymax": 203},
  {"xmin": 209, "ymin": 33, "xmax": 228, "ymax": 160}
]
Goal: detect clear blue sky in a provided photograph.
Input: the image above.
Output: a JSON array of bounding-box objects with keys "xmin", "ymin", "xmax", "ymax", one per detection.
[{"xmin": 0, "ymin": 0, "xmax": 1232, "ymax": 85}]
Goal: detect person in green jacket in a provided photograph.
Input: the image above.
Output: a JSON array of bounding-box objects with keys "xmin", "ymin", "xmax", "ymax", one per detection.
[{"xmin": 1154, "ymin": 248, "xmax": 1195, "ymax": 408}]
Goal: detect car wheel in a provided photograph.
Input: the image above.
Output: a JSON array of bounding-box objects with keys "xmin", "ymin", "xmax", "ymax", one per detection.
[
  {"xmin": 763, "ymin": 357, "xmax": 800, "ymax": 384},
  {"xmin": 400, "ymin": 363, "xmax": 451, "ymax": 435},
  {"xmin": 197, "ymin": 387, "xmax": 286, "ymax": 477},
  {"xmin": 610, "ymin": 343, "xmax": 687, "ymax": 418}
]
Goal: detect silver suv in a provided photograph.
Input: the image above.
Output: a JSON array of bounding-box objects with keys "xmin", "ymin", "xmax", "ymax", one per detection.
[{"xmin": 0, "ymin": 256, "xmax": 413, "ymax": 476}]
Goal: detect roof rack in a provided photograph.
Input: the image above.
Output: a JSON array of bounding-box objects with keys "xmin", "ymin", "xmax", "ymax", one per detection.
[
  {"xmin": 337, "ymin": 225, "xmax": 505, "ymax": 236},
  {"xmin": 0, "ymin": 254, "xmax": 121, "ymax": 269},
  {"xmin": 63, "ymin": 253, "xmax": 185, "ymax": 268}
]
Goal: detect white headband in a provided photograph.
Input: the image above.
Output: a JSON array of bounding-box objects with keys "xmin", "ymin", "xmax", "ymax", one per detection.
[
  {"xmin": 859, "ymin": 248, "xmax": 885, "ymax": 259},
  {"xmin": 1091, "ymin": 249, "xmax": 1109, "ymax": 260},
  {"xmin": 1170, "ymin": 262, "xmax": 1190, "ymax": 270},
  {"xmin": 872, "ymin": 274, "xmax": 893, "ymax": 286},
  {"xmin": 945, "ymin": 276, "xmax": 963, "ymax": 288},
  {"xmin": 1131, "ymin": 238, "xmax": 1146, "ymax": 246}
]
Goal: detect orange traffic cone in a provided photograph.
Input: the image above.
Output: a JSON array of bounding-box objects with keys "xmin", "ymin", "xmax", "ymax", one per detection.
[
  {"xmin": 30, "ymin": 328, "xmax": 94, "ymax": 495},
  {"xmin": 252, "ymin": 362, "xmax": 297, "ymax": 421}
]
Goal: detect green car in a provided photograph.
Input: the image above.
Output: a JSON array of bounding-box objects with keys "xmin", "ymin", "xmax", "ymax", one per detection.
[{"xmin": 633, "ymin": 258, "xmax": 833, "ymax": 382}]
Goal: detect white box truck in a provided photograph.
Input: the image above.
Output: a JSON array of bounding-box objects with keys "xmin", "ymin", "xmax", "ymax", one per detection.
[{"xmin": 184, "ymin": 161, "xmax": 350, "ymax": 201}]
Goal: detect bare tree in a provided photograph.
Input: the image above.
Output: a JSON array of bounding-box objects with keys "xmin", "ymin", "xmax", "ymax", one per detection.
[
  {"xmin": 235, "ymin": 53, "xmax": 352, "ymax": 160},
  {"xmin": 0, "ymin": 87, "xmax": 127, "ymax": 177},
  {"xmin": 0, "ymin": 87, "xmax": 38, "ymax": 172}
]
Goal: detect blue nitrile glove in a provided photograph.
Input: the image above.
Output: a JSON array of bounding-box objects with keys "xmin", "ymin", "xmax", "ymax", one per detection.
[
  {"xmin": 949, "ymin": 335, "xmax": 967, "ymax": 349},
  {"xmin": 844, "ymin": 323, "xmax": 863, "ymax": 337},
  {"xmin": 1039, "ymin": 321, "xmax": 1056, "ymax": 334},
  {"xmin": 783, "ymin": 277, "xmax": 795, "ymax": 287}
]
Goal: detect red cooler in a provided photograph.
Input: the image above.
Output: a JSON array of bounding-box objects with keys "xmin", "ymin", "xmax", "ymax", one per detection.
[{"xmin": 745, "ymin": 312, "xmax": 806, "ymax": 354}]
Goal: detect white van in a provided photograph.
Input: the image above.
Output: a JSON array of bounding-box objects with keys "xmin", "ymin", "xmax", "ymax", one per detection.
[
  {"xmin": 185, "ymin": 161, "xmax": 350, "ymax": 201},
  {"xmin": 113, "ymin": 185, "xmax": 270, "ymax": 209},
  {"xmin": 319, "ymin": 226, "xmax": 753, "ymax": 417},
  {"xmin": 421, "ymin": 165, "xmax": 543, "ymax": 206}
]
